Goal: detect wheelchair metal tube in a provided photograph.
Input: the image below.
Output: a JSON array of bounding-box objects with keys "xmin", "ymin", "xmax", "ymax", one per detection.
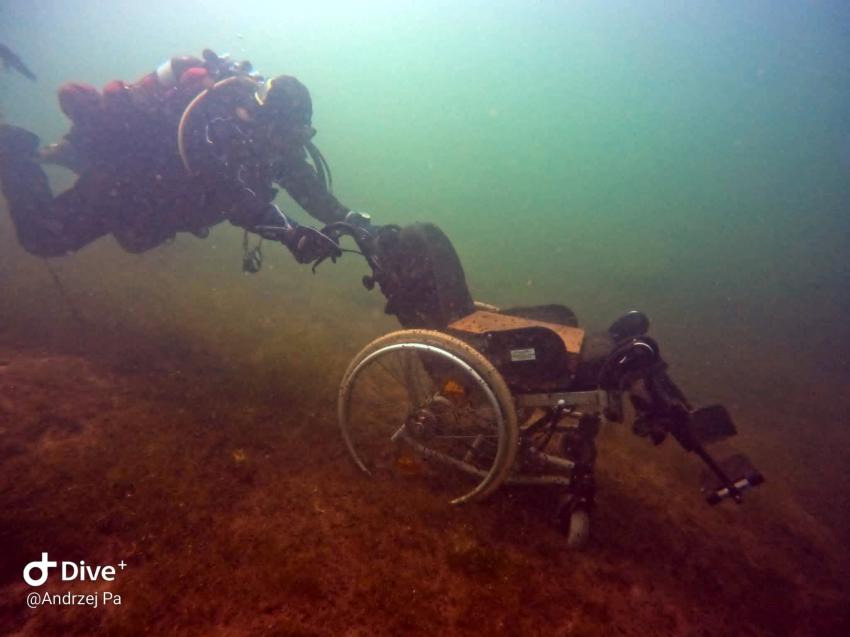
[
  {"xmin": 503, "ymin": 474, "xmax": 572, "ymax": 487},
  {"xmin": 525, "ymin": 447, "xmax": 576, "ymax": 472},
  {"xmin": 516, "ymin": 390, "xmax": 607, "ymax": 410},
  {"xmin": 396, "ymin": 428, "xmax": 576, "ymax": 489},
  {"xmin": 396, "ymin": 429, "xmax": 493, "ymax": 484}
]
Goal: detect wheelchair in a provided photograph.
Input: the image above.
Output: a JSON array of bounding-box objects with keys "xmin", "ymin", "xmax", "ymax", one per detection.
[{"xmin": 322, "ymin": 221, "xmax": 763, "ymax": 548}]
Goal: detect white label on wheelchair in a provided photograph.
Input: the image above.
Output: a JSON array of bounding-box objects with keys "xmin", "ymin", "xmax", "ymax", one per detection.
[{"xmin": 510, "ymin": 348, "xmax": 537, "ymax": 362}]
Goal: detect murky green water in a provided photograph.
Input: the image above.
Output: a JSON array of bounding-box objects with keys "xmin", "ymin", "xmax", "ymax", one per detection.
[{"xmin": 1, "ymin": 0, "xmax": 849, "ymax": 531}]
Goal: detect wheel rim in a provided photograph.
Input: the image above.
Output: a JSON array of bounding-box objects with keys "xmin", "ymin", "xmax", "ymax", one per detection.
[{"xmin": 340, "ymin": 342, "xmax": 512, "ymax": 504}]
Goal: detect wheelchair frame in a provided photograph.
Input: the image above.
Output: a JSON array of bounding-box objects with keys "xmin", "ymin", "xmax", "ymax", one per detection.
[
  {"xmin": 337, "ymin": 326, "xmax": 623, "ymax": 548},
  {"xmin": 317, "ymin": 221, "xmax": 762, "ymax": 548}
]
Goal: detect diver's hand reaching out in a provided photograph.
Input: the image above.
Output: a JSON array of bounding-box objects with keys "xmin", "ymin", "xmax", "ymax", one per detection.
[
  {"xmin": 285, "ymin": 225, "xmax": 342, "ymax": 265},
  {"xmin": 247, "ymin": 204, "xmax": 342, "ymax": 266}
]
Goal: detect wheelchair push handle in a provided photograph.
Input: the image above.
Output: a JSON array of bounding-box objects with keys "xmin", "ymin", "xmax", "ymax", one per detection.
[{"xmin": 315, "ymin": 219, "xmax": 401, "ymax": 282}]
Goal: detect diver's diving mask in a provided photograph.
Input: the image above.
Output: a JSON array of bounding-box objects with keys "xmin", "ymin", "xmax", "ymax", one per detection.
[
  {"xmin": 255, "ymin": 76, "xmax": 317, "ymax": 146},
  {"xmin": 254, "ymin": 77, "xmax": 275, "ymax": 106}
]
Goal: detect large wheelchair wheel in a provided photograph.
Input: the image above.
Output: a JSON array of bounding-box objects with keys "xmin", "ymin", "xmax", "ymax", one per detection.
[{"xmin": 338, "ymin": 329, "xmax": 519, "ymax": 504}]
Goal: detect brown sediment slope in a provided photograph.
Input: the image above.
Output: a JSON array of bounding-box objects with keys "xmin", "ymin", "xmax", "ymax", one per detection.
[
  {"xmin": 0, "ymin": 226, "xmax": 848, "ymax": 636},
  {"xmin": 0, "ymin": 339, "xmax": 847, "ymax": 636}
]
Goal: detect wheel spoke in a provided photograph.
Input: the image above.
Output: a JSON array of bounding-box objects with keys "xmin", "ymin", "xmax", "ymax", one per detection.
[{"xmin": 339, "ymin": 332, "xmax": 518, "ymax": 504}]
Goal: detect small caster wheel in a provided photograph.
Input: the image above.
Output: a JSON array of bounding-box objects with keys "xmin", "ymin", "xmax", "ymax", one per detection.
[{"xmin": 557, "ymin": 495, "xmax": 591, "ymax": 549}]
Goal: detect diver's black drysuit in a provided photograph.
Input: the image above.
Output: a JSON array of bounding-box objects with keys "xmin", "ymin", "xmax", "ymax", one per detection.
[{"xmin": 0, "ymin": 61, "xmax": 350, "ymax": 259}]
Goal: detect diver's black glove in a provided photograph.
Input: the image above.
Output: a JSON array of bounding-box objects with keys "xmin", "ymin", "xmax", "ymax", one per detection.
[
  {"xmin": 285, "ymin": 225, "xmax": 342, "ymax": 265},
  {"xmin": 245, "ymin": 203, "xmax": 341, "ymax": 265}
]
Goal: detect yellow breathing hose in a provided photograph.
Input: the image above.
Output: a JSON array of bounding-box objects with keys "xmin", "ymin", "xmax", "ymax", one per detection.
[{"xmin": 177, "ymin": 75, "xmax": 258, "ymax": 175}]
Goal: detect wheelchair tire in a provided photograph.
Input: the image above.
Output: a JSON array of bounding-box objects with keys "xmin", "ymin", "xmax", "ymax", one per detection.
[{"xmin": 338, "ymin": 329, "xmax": 519, "ymax": 504}]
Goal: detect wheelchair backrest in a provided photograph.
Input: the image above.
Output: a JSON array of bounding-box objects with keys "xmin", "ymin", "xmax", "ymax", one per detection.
[{"xmin": 375, "ymin": 223, "xmax": 475, "ymax": 329}]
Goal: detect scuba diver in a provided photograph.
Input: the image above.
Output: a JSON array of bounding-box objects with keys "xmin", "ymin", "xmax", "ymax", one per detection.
[{"xmin": 0, "ymin": 49, "xmax": 356, "ymax": 266}]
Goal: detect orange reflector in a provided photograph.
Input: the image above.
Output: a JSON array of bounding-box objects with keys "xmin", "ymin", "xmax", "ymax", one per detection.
[{"xmin": 443, "ymin": 379, "xmax": 466, "ymax": 397}]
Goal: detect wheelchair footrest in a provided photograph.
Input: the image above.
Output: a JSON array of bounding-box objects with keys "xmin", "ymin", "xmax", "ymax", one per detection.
[
  {"xmin": 701, "ymin": 453, "xmax": 764, "ymax": 505},
  {"xmin": 690, "ymin": 405, "xmax": 737, "ymax": 444}
]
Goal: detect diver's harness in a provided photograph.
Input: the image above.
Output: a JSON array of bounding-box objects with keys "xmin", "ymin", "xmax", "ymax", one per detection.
[
  {"xmin": 173, "ymin": 56, "xmax": 337, "ymax": 273},
  {"xmin": 176, "ymin": 73, "xmax": 333, "ymax": 191}
]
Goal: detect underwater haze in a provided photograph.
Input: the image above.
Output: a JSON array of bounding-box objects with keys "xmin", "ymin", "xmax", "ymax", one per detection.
[
  {"xmin": 5, "ymin": 0, "xmax": 848, "ymax": 370},
  {"xmin": 1, "ymin": 1, "xmax": 849, "ymax": 635}
]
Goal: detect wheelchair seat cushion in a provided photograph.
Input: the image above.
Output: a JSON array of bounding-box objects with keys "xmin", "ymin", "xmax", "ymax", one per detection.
[
  {"xmin": 500, "ymin": 304, "xmax": 578, "ymax": 327},
  {"xmin": 449, "ymin": 310, "xmax": 584, "ymax": 355},
  {"xmin": 448, "ymin": 310, "xmax": 585, "ymax": 392}
]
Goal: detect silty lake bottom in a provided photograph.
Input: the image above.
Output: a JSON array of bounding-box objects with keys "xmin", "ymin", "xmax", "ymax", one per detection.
[{"xmin": 1, "ymin": 1, "xmax": 848, "ymax": 634}]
